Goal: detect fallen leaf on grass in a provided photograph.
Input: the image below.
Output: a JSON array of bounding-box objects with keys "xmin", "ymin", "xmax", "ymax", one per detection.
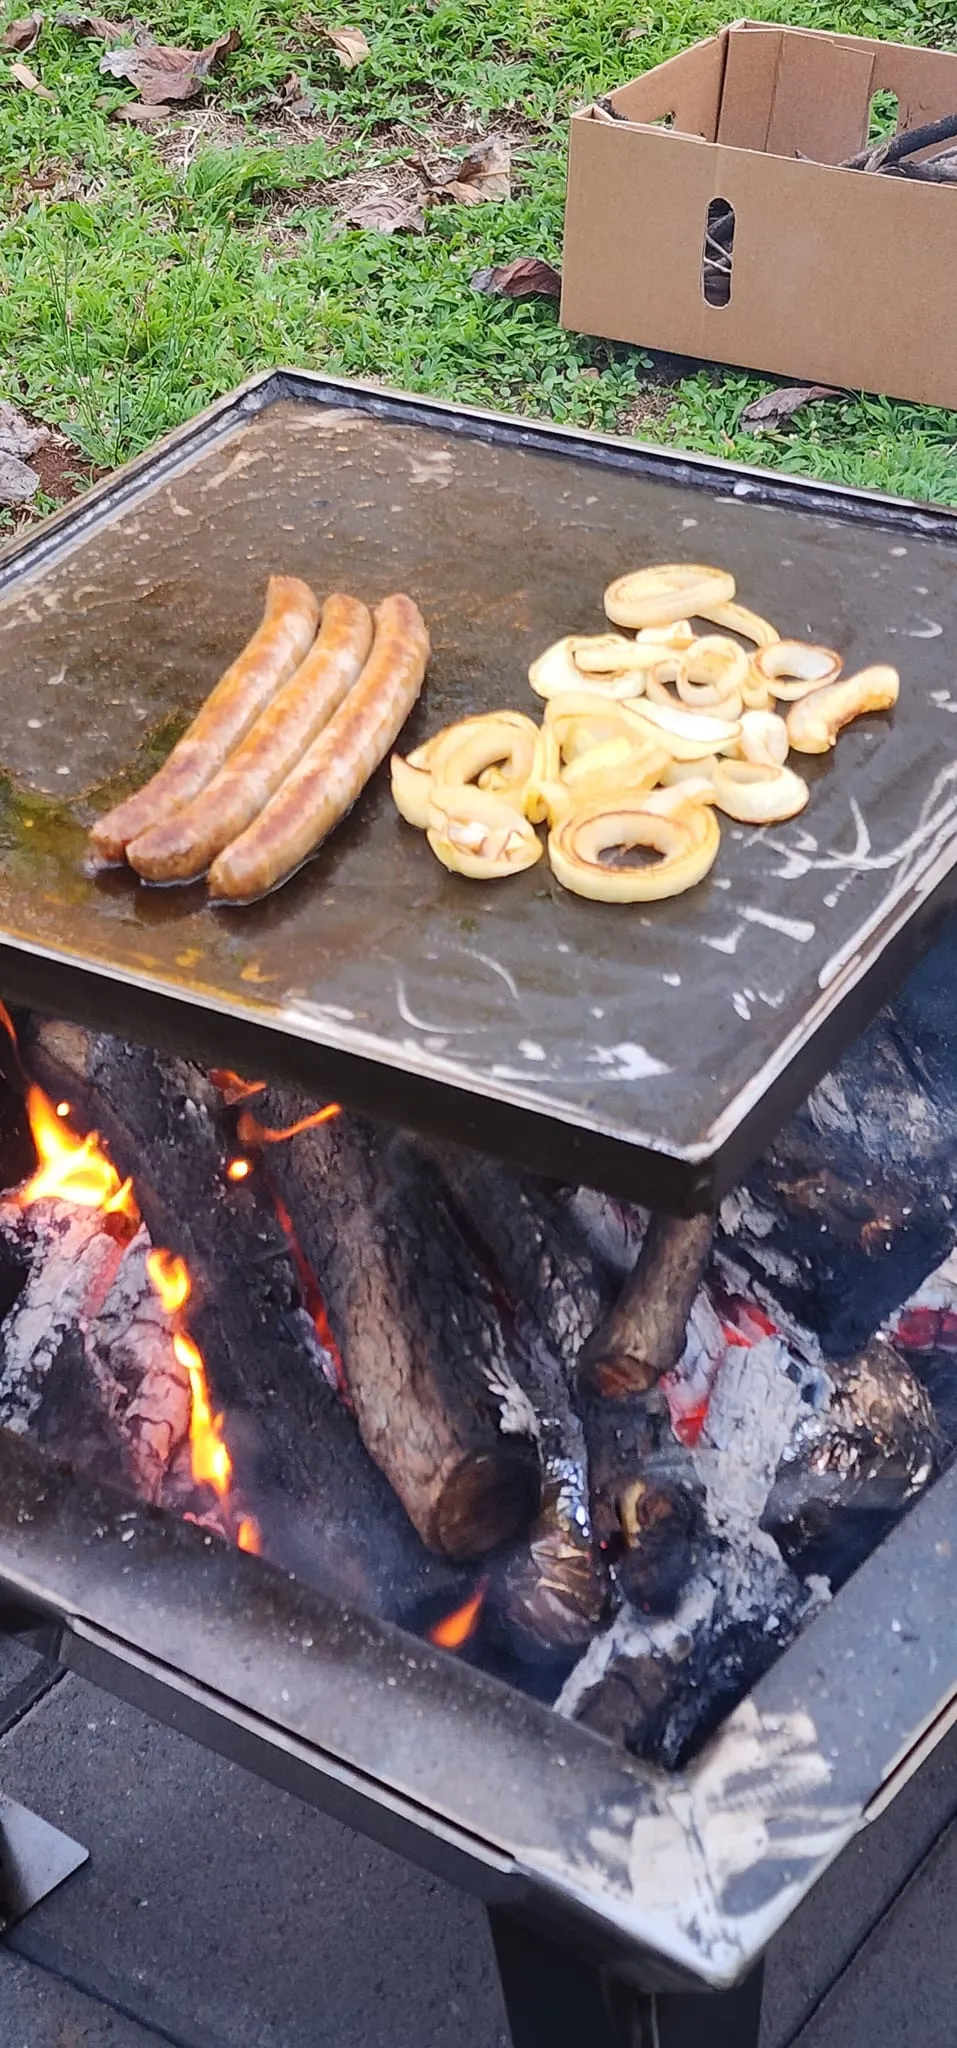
[
  {"xmin": 3, "ymin": 12, "xmax": 43, "ymax": 52},
  {"xmin": 345, "ymin": 191, "xmax": 424, "ymax": 232},
  {"xmin": 437, "ymin": 135, "xmax": 510, "ymax": 205},
  {"xmin": 740, "ymin": 383, "xmax": 843, "ymax": 430},
  {"xmin": 324, "ymin": 24, "xmax": 369, "ymax": 67},
  {"xmin": 8, "ymin": 55, "xmax": 55, "ymax": 93},
  {"xmin": 110, "ymin": 97, "xmax": 175, "ymax": 120},
  {"xmin": 57, "ymin": 8, "xmax": 135, "ymax": 37},
  {"xmin": 471, "ymin": 255, "xmax": 561, "ymax": 298},
  {"xmin": 99, "ymin": 25, "xmax": 239, "ymax": 103}
]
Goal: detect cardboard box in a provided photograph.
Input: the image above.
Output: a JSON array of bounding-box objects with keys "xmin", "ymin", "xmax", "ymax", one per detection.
[{"xmin": 561, "ymin": 22, "xmax": 957, "ymax": 409}]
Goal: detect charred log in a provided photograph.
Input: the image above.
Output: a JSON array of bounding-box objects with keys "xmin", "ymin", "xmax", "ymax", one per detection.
[
  {"xmin": 718, "ymin": 925, "xmax": 957, "ymax": 1358},
  {"xmin": 426, "ymin": 1140, "xmax": 608, "ymax": 1650},
  {"xmin": 762, "ymin": 1336, "xmax": 939, "ymax": 1585},
  {"xmin": 428, "ymin": 1143, "xmax": 703, "ymax": 1625},
  {"xmin": 578, "ymin": 1214, "xmax": 715, "ymax": 1397},
  {"xmin": 15, "ymin": 1020, "xmax": 469, "ymax": 1621},
  {"xmin": 249, "ymin": 1094, "xmax": 541, "ymax": 1561}
]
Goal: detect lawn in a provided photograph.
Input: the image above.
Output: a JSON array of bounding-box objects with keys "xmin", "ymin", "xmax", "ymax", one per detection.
[{"xmin": 2, "ymin": 0, "xmax": 957, "ymax": 517}]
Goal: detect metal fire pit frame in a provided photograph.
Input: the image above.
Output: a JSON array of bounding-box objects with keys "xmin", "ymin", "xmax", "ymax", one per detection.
[
  {"xmin": 0, "ymin": 1425, "xmax": 955, "ymax": 2009},
  {"xmin": 1, "ymin": 371, "xmax": 957, "ymax": 1214}
]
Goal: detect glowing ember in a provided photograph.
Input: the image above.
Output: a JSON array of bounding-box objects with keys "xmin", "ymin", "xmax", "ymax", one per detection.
[
  {"xmin": 56, "ymin": 1101, "xmax": 70, "ymax": 1118},
  {"xmin": 237, "ymin": 1103, "xmax": 341, "ymax": 1148},
  {"xmin": 428, "ymin": 1581, "xmax": 486, "ymax": 1651},
  {"xmin": 226, "ymin": 1158, "xmax": 252, "ymax": 1181},
  {"xmin": 209, "ymin": 1069, "xmax": 266, "ymax": 1105},
  {"xmin": 19, "ymin": 1085, "xmax": 138, "ymax": 1221},
  {"xmin": 237, "ymin": 1516, "xmax": 261, "ymax": 1554},
  {"xmin": 272, "ymin": 1191, "xmax": 348, "ymax": 1400}
]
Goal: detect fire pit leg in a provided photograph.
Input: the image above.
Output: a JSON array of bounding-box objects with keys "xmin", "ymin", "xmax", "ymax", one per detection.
[
  {"xmin": 0, "ymin": 1793, "xmax": 88, "ymax": 1932},
  {"xmin": 488, "ymin": 1909, "xmax": 764, "ymax": 2048}
]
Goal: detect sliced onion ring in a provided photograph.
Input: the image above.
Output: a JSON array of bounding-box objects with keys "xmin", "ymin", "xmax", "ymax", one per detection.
[
  {"xmin": 676, "ymin": 635, "xmax": 749, "ymax": 708},
  {"xmin": 427, "ymin": 786, "xmax": 543, "ymax": 880},
  {"xmin": 604, "ymin": 564, "xmax": 736, "ymax": 631},
  {"xmin": 753, "ymin": 640, "xmax": 842, "ymax": 700},
  {"xmin": 711, "ymin": 759, "xmax": 809, "ymax": 823},
  {"xmin": 530, "ymin": 636, "xmax": 655, "ymax": 701},
  {"xmin": 623, "ymin": 698, "xmax": 741, "ymax": 761},
  {"xmin": 734, "ymin": 710, "xmax": 789, "ymax": 768},
  {"xmin": 438, "ymin": 715, "xmax": 537, "ymax": 803},
  {"xmin": 391, "ymin": 751, "xmax": 433, "ymax": 829},
  {"xmin": 786, "ymin": 666, "xmax": 900, "ymax": 754},
  {"xmin": 549, "ymin": 801, "xmax": 720, "ymax": 903},
  {"xmin": 698, "ymin": 600, "xmax": 780, "ymax": 649}
]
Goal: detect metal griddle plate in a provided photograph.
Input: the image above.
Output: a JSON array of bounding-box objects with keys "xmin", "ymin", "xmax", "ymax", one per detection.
[{"xmin": 1, "ymin": 371, "xmax": 957, "ymax": 1211}]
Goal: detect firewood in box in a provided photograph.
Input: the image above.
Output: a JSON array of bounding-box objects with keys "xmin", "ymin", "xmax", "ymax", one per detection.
[
  {"xmin": 247, "ymin": 1095, "xmax": 542, "ymax": 1561},
  {"xmin": 13, "ymin": 1018, "xmax": 471, "ymax": 1622}
]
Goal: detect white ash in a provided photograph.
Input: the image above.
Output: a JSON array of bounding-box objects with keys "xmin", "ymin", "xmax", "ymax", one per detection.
[
  {"xmin": 693, "ymin": 1337, "xmax": 806, "ymax": 1544},
  {"xmin": 0, "ymin": 1197, "xmax": 128, "ymax": 1428},
  {"xmin": 483, "ymin": 1362, "xmax": 540, "ymax": 1440},
  {"xmin": 556, "ymin": 1576, "xmax": 717, "ymax": 1719},
  {"xmin": 86, "ymin": 1225, "xmax": 191, "ymax": 1502}
]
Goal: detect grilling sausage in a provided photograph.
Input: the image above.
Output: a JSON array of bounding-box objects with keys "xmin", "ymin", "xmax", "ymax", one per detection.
[
  {"xmin": 125, "ymin": 594, "xmax": 374, "ymax": 883},
  {"xmin": 208, "ymin": 594, "xmax": 429, "ymax": 903},
  {"xmin": 90, "ymin": 574, "xmax": 320, "ymax": 863}
]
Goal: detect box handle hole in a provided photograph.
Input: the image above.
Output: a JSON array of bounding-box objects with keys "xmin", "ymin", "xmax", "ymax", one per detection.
[
  {"xmin": 703, "ymin": 197, "xmax": 734, "ymax": 307},
  {"xmin": 868, "ymin": 90, "xmax": 900, "ymax": 144}
]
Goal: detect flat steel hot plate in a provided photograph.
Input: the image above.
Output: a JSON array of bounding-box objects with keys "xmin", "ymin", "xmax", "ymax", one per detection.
[{"xmin": 0, "ymin": 371, "xmax": 956, "ymax": 1210}]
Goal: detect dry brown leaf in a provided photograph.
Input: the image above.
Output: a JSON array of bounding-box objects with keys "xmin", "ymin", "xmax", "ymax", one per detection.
[
  {"xmin": 99, "ymin": 25, "xmax": 239, "ymax": 103},
  {"xmin": 110, "ymin": 96, "xmax": 175, "ymax": 120},
  {"xmin": 471, "ymin": 254, "xmax": 561, "ymax": 298},
  {"xmin": 437, "ymin": 136, "xmax": 510, "ymax": 205},
  {"xmin": 3, "ymin": 12, "xmax": 43, "ymax": 52},
  {"xmin": 8, "ymin": 54, "xmax": 55, "ymax": 93},
  {"xmin": 346, "ymin": 192, "xmax": 424, "ymax": 233},
  {"xmin": 324, "ymin": 23, "xmax": 369, "ymax": 67},
  {"xmin": 57, "ymin": 8, "xmax": 135, "ymax": 37},
  {"xmin": 740, "ymin": 383, "xmax": 843, "ymax": 430}
]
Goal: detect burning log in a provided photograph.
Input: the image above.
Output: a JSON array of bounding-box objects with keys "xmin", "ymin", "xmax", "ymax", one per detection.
[
  {"xmin": 428, "ymin": 1145, "xmax": 702, "ymax": 1627},
  {"xmin": 245, "ymin": 1093, "xmax": 541, "ymax": 1561},
  {"xmin": 427, "ymin": 1141, "xmax": 608, "ymax": 1651},
  {"xmin": 578, "ymin": 1213, "xmax": 715, "ymax": 1397},
  {"xmin": 13, "ymin": 1018, "xmax": 470, "ymax": 1621},
  {"xmin": 761, "ymin": 1335, "xmax": 939, "ymax": 1585}
]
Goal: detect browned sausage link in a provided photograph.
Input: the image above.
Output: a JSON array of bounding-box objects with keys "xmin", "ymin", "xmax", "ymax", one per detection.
[
  {"xmin": 90, "ymin": 574, "xmax": 320, "ymax": 863},
  {"xmin": 208, "ymin": 594, "xmax": 429, "ymax": 904},
  {"xmin": 126, "ymin": 594, "xmax": 374, "ymax": 883}
]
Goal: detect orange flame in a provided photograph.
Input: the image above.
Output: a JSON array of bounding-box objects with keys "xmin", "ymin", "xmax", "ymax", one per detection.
[
  {"xmin": 19, "ymin": 1085, "xmax": 138, "ymax": 1221},
  {"xmin": 146, "ymin": 1248, "xmax": 232, "ymax": 1502},
  {"xmin": 237, "ymin": 1103, "xmax": 341, "ymax": 1148},
  {"xmin": 428, "ymin": 1581, "xmax": 486, "ymax": 1652},
  {"xmin": 209, "ymin": 1069, "xmax": 267, "ymax": 1105},
  {"xmin": 237, "ymin": 1515, "xmax": 261, "ymax": 1554},
  {"xmin": 146, "ymin": 1247, "xmax": 190, "ymax": 1315},
  {"xmin": 226, "ymin": 1157, "xmax": 252, "ymax": 1181}
]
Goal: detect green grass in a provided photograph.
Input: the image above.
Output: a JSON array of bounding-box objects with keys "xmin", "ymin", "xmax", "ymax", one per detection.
[{"xmin": 2, "ymin": 0, "xmax": 957, "ymax": 506}]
